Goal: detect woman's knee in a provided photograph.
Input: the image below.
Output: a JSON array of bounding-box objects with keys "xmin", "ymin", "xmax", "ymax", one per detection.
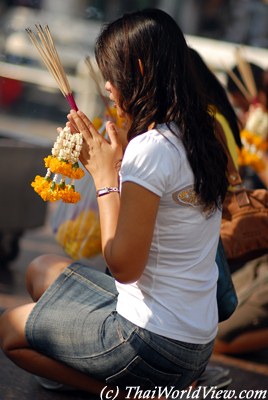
[
  {"xmin": 0, "ymin": 304, "xmax": 34, "ymax": 354},
  {"xmin": 26, "ymin": 254, "xmax": 72, "ymax": 301}
]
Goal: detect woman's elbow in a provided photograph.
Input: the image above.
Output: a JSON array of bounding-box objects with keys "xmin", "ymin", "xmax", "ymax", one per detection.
[
  {"xmin": 106, "ymin": 259, "xmax": 145, "ymax": 284},
  {"xmin": 103, "ymin": 243, "xmax": 147, "ymax": 284},
  {"xmin": 113, "ymin": 273, "xmax": 138, "ymax": 284}
]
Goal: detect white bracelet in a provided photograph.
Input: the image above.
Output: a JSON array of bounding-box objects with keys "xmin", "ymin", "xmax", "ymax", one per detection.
[{"xmin": 96, "ymin": 187, "xmax": 120, "ymax": 197}]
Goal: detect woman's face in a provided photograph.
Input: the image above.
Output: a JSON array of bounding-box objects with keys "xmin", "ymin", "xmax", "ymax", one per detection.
[
  {"xmin": 105, "ymin": 81, "xmax": 126, "ymax": 119},
  {"xmin": 105, "ymin": 80, "xmax": 130, "ymax": 149}
]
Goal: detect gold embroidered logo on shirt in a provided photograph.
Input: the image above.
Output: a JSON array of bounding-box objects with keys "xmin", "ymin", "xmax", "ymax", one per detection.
[
  {"xmin": 172, "ymin": 185, "xmax": 216, "ymax": 218},
  {"xmin": 172, "ymin": 185, "xmax": 200, "ymax": 207}
]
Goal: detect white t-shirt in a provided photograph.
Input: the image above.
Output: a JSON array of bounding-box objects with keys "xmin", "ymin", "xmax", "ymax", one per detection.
[{"xmin": 116, "ymin": 123, "xmax": 220, "ymax": 344}]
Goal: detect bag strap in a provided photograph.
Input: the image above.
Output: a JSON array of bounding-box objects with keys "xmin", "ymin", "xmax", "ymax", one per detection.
[
  {"xmin": 215, "ymin": 121, "xmax": 242, "ymax": 186},
  {"xmin": 215, "ymin": 121, "xmax": 250, "ymax": 207}
]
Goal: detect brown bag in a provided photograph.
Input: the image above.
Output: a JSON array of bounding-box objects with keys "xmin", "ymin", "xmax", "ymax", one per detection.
[{"xmin": 216, "ymin": 124, "xmax": 268, "ymax": 267}]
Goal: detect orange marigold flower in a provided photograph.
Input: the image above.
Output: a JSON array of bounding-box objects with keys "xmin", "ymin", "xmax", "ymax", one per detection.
[
  {"xmin": 61, "ymin": 186, "xmax": 81, "ymax": 203},
  {"xmin": 31, "ymin": 176, "xmax": 62, "ymax": 202},
  {"xmin": 42, "ymin": 187, "xmax": 62, "ymax": 202},
  {"xmin": 238, "ymin": 148, "xmax": 265, "ymax": 172},
  {"xmin": 44, "ymin": 156, "xmax": 84, "ymax": 179},
  {"xmin": 31, "ymin": 175, "xmax": 50, "ymax": 192}
]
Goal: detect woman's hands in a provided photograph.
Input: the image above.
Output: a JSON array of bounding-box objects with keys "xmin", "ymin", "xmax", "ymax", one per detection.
[{"xmin": 67, "ymin": 110, "xmax": 123, "ymax": 188}]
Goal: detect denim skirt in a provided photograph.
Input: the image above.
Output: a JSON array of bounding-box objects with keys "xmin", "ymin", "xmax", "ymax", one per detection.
[{"xmin": 25, "ymin": 263, "xmax": 214, "ymax": 390}]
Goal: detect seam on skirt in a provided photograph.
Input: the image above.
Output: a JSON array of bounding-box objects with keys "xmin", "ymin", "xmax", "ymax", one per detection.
[{"xmin": 65, "ymin": 264, "xmax": 117, "ymax": 298}]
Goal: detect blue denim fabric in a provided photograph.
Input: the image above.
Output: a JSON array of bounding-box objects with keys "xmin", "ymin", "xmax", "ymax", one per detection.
[{"xmin": 26, "ymin": 263, "xmax": 214, "ymax": 390}]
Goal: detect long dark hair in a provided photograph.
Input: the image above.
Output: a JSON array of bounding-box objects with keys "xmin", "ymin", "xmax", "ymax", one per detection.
[
  {"xmin": 189, "ymin": 48, "xmax": 242, "ymax": 148},
  {"xmin": 95, "ymin": 8, "xmax": 228, "ymax": 210}
]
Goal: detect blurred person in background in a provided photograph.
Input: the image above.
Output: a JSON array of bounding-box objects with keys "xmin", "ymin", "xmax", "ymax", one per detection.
[
  {"xmin": 214, "ymin": 64, "xmax": 268, "ymax": 357},
  {"xmin": 226, "ymin": 63, "xmax": 268, "ymax": 189},
  {"xmin": 189, "ymin": 49, "xmax": 268, "ymax": 372},
  {"xmin": 188, "ymin": 48, "xmax": 243, "ymax": 390},
  {"xmin": 226, "ymin": 63, "xmax": 266, "ymax": 122},
  {"xmin": 189, "ymin": 48, "xmax": 242, "ymax": 167},
  {"xmin": 214, "ymin": 255, "xmax": 268, "ymax": 356}
]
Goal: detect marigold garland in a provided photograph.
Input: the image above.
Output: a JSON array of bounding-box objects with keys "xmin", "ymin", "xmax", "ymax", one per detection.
[
  {"xmin": 238, "ymin": 129, "xmax": 268, "ymax": 173},
  {"xmin": 52, "ymin": 110, "xmax": 125, "ymax": 258},
  {"xmin": 237, "ymin": 105, "xmax": 268, "ymax": 173},
  {"xmin": 31, "ymin": 176, "xmax": 81, "ymax": 203},
  {"xmin": 31, "ymin": 126, "xmax": 84, "ymax": 203},
  {"xmin": 44, "ymin": 156, "xmax": 84, "ymax": 179},
  {"xmin": 49, "ymin": 109, "xmax": 127, "ymax": 259},
  {"xmin": 32, "ymin": 110, "xmax": 126, "ymax": 204}
]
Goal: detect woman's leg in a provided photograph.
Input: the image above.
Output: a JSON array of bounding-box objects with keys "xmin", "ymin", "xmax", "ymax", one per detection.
[
  {"xmin": 0, "ymin": 254, "xmax": 122, "ymax": 396},
  {"xmin": 26, "ymin": 254, "xmax": 73, "ymax": 301},
  {"xmin": 0, "ymin": 303, "xmax": 112, "ymax": 395},
  {"xmin": 214, "ymin": 328, "xmax": 268, "ymax": 354}
]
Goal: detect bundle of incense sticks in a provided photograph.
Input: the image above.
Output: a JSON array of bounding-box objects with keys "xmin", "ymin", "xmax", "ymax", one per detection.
[
  {"xmin": 26, "ymin": 24, "xmax": 78, "ymax": 111},
  {"xmin": 235, "ymin": 47, "xmax": 257, "ymax": 101},
  {"xmin": 226, "ymin": 47, "xmax": 258, "ymax": 104}
]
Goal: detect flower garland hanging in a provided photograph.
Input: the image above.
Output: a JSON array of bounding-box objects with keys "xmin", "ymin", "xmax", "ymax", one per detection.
[
  {"xmin": 31, "ymin": 126, "xmax": 84, "ymax": 203},
  {"xmin": 53, "ymin": 109, "xmax": 125, "ymax": 259}
]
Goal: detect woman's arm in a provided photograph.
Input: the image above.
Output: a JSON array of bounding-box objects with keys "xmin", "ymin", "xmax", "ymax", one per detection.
[
  {"xmin": 68, "ymin": 110, "xmax": 160, "ymax": 283},
  {"xmin": 100, "ymin": 181, "xmax": 160, "ymax": 283}
]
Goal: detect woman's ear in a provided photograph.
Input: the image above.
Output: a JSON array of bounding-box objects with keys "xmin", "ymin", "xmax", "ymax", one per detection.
[{"xmin": 138, "ymin": 59, "xmax": 144, "ymax": 76}]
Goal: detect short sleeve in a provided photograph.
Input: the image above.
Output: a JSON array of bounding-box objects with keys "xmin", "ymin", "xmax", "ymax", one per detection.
[{"xmin": 120, "ymin": 131, "xmax": 179, "ymax": 196}]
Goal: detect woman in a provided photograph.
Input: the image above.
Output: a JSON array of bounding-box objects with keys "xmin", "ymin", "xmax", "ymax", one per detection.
[
  {"xmin": 189, "ymin": 47, "xmax": 242, "ymax": 168},
  {"xmin": 0, "ymin": 9, "xmax": 228, "ymax": 396}
]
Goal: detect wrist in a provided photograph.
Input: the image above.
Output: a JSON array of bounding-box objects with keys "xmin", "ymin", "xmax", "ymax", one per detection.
[{"xmin": 93, "ymin": 176, "xmax": 119, "ymax": 191}]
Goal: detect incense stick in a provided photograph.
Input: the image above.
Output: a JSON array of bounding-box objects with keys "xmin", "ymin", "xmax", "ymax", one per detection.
[
  {"xmin": 26, "ymin": 24, "xmax": 78, "ymax": 111},
  {"xmin": 235, "ymin": 48, "xmax": 257, "ymax": 100},
  {"xmin": 225, "ymin": 65, "xmax": 252, "ymax": 102}
]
